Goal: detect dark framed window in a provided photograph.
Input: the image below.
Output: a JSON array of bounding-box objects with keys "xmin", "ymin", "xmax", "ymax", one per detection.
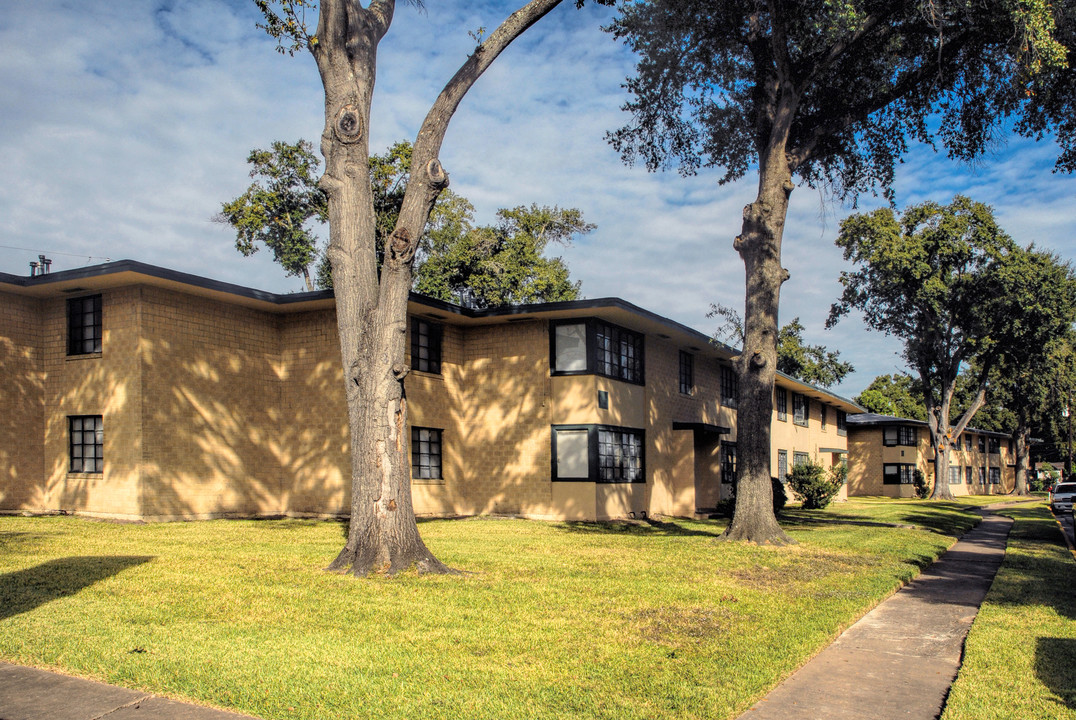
[
  {"xmin": 410, "ymin": 319, "xmax": 443, "ymax": 374},
  {"xmin": 949, "ymin": 466, "xmax": 962, "ymax": 485},
  {"xmin": 883, "ymin": 425, "xmax": 917, "ymax": 447},
  {"xmin": 837, "ymin": 410, "xmax": 847, "ymax": 436},
  {"xmin": 679, "ymin": 351, "xmax": 694, "ymax": 395},
  {"xmin": 820, "ymin": 405, "xmax": 827, "ymax": 430},
  {"xmin": 978, "ymin": 436, "xmax": 986, "ymax": 453},
  {"xmin": 69, "ymin": 415, "xmax": 103, "ymax": 473},
  {"xmin": 979, "ymin": 466, "xmax": 987, "ymax": 484},
  {"xmin": 67, "ymin": 295, "xmax": 102, "ymax": 355},
  {"xmin": 883, "ymin": 463, "xmax": 917, "ymax": 485},
  {"xmin": 964, "ymin": 435, "xmax": 973, "ymax": 452},
  {"xmin": 720, "ymin": 365, "xmax": 739, "ymax": 408},
  {"xmin": 989, "ymin": 467, "xmax": 1001, "ymax": 484},
  {"xmin": 411, "ymin": 427, "xmax": 442, "ymax": 480},
  {"xmin": 550, "ymin": 319, "xmax": 645, "ymax": 385},
  {"xmin": 777, "ymin": 449, "xmax": 788, "ymax": 483},
  {"xmin": 552, "ymin": 425, "xmax": 644, "ymax": 483},
  {"xmin": 965, "ymin": 466, "xmax": 973, "ymax": 484},
  {"xmin": 792, "ymin": 393, "xmax": 808, "ymax": 427},
  {"xmin": 776, "ymin": 388, "xmax": 788, "ymax": 422},
  {"xmin": 720, "ymin": 442, "xmax": 737, "ymax": 484},
  {"xmin": 988, "ymin": 438, "xmax": 1000, "ymax": 454}
]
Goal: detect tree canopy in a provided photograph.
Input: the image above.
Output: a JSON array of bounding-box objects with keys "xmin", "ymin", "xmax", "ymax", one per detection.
[
  {"xmin": 854, "ymin": 374, "xmax": 926, "ymax": 420},
  {"xmin": 829, "ymin": 196, "xmax": 1076, "ymax": 499},
  {"xmin": 219, "ymin": 139, "xmax": 589, "ymax": 307}
]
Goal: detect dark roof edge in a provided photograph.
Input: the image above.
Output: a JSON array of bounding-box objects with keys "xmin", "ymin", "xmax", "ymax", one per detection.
[{"xmin": 847, "ymin": 412, "xmax": 1011, "ymax": 438}]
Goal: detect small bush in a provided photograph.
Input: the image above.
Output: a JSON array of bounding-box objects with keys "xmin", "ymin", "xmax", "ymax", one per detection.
[
  {"xmin": 913, "ymin": 469, "xmax": 930, "ymax": 499},
  {"xmin": 788, "ymin": 461, "xmax": 844, "ymax": 510}
]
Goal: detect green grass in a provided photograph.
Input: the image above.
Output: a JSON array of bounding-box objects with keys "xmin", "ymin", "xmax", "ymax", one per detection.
[
  {"xmin": 0, "ymin": 500, "xmax": 987, "ymax": 719},
  {"xmin": 942, "ymin": 502, "xmax": 1076, "ymax": 720}
]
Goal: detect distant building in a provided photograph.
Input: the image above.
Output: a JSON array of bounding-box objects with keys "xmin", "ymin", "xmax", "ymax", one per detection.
[
  {"xmin": 846, "ymin": 413, "xmax": 1015, "ymax": 496},
  {"xmin": 0, "ymin": 260, "xmax": 861, "ymax": 522}
]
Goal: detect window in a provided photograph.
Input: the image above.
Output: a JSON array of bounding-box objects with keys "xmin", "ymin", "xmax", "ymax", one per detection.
[
  {"xmin": 820, "ymin": 405, "xmax": 827, "ymax": 430},
  {"xmin": 411, "ymin": 427, "xmax": 442, "ymax": 480},
  {"xmin": 792, "ymin": 393, "xmax": 808, "ymax": 427},
  {"xmin": 883, "ymin": 425, "xmax": 917, "ymax": 447},
  {"xmin": 793, "ymin": 451, "xmax": 810, "ymax": 467},
  {"xmin": 776, "ymin": 388, "xmax": 788, "ymax": 421},
  {"xmin": 777, "ymin": 450, "xmax": 788, "ymax": 483},
  {"xmin": 411, "ymin": 319, "xmax": 442, "ymax": 374},
  {"xmin": 721, "ymin": 365, "xmax": 739, "ymax": 408},
  {"xmin": 964, "ymin": 435, "xmax": 972, "ymax": 452},
  {"xmin": 550, "ymin": 320, "xmax": 644, "ymax": 385},
  {"xmin": 979, "ymin": 466, "xmax": 987, "ymax": 484},
  {"xmin": 67, "ymin": 295, "xmax": 102, "ymax": 355},
  {"xmin": 1007, "ymin": 440, "xmax": 1014, "ymax": 454},
  {"xmin": 552, "ymin": 425, "xmax": 644, "ymax": 483},
  {"xmin": 883, "ymin": 463, "xmax": 917, "ymax": 485},
  {"xmin": 988, "ymin": 438, "xmax": 1000, "ymax": 454},
  {"xmin": 837, "ymin": 410, "xmax": 847, "ymax": 437},
  {"xmin": 720, "ymin": 442, "xmax": 737, "ymax": 484},
  {"xmin": 978, "ymin": 436, "xmax": 986, "ymax": 453},
  {"xmin": 679, "ymin": 351, "xmax": 694, "ymax": 395},
  {"xmin": 965, "ymin": 466, "xmax": 973, "ymax": 484},
  {"xmin": 69, "ymin": 415, "xmax": 103, "ymax": 473},
  {"xmin": 989, "ymin": 467, "xmax": 1001, "ymax": 485},
  {"xmin": 949, "ymin": 466, "xmax": 962, "ymax": 485}
]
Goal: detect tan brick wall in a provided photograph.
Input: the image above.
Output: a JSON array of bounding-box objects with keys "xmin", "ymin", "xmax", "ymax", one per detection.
[{"xmin": 0, "ymin": 291, "xmax": 45, "ymax": 511}]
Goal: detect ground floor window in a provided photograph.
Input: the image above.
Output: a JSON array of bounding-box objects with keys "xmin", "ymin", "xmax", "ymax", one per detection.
[
  {"xmin": 777, "ymin": 450, "xmax": 788, "ymax": 483},
  {"xmin": 552, "ymin": 425, "xmax": 645, "ymax": 483},
  {"xmin": 69, "ymin": 415, "xmax": 103, "ymax": 473},
  {"xmin": 989, "ymin": 467, "xmax": 1001, "ymax": 485},
  {"xmin": 883, "ymin": 463, "xmax": 917, "ymax": 485},
  {"xmin": 411, "ymin": 427, "xmax": 443, "ymax": 480},
  {"xmin": 965, "ymin": 466, "xmax": 973, "ymax": 484},
  {"xmin": 949, "ymin": 466, "xmax": 962, "ymax": 485},
  {"xmin": 793, "ymin": 451, "xmax": 810, "ymax": 468},
  {"xmin": 720, "ymin": 442, "xmax": 737, "ymax": 484}
]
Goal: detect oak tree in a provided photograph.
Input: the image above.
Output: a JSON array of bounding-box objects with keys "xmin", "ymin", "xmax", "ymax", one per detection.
[
  {"xmin": 254, "ymin": 0, "xmax": 585, "ymax": 575},
  {"xmin": 607, "ymin": 1, "xmax": 1070, "ymax": 540}
]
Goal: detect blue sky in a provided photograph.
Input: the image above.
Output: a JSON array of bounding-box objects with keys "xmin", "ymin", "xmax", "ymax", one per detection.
[{"xmin": 2, "ymin": 0, "xmax": 1075, "ymax": 397}]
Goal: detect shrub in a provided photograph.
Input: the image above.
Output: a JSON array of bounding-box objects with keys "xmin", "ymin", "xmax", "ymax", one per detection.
[
  {"xmin": 788, "ymin": 461, "xmax": 844, "ymax": 510},
  {"xmin": 913, "ymin": 469, "xmax": 930, "ymax": 499}
]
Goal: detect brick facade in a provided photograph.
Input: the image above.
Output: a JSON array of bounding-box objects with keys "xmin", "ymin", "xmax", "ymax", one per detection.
[{"xmin": 0, "ymin": 262, "xmax": 861, "ymax": 522}]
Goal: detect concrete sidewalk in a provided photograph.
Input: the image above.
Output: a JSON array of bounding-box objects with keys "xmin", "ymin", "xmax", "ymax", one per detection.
[
  {"xmin": 0, "ymin": 662, "xmax": 259, "ymax": 720},
  {"xmin": 737, "ymin": 509, "xmax": 1014, "ymax": 720}
]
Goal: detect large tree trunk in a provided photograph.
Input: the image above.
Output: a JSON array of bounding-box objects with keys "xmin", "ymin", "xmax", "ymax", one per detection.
[
  {"xmin": 723, "ymin": 139, "xmax": 794, "ymax": 545},
  {"xmin": 308, "ymin": 0, "xmax": 566, "ymax": 575},
  {"xmin": 927, "ymin": 380, "xmax": 985, "ymax": 501},
  {"xmin": 1013, "ymin": 425, "xmax": 1031, "ymax": 495}
]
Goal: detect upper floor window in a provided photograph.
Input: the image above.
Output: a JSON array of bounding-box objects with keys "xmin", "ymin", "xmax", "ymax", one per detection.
[
  {"xmin": 836, "ymin": 410, "xmax": 847, "ymax": 436},
  {"xmin": 776, "ymin": 388, "xmax": 788, "ymax": 421},
  {"xmin": 411, "ymin": 319, "xmax": 443, "ymax": 374},
  {"xmin": 988, "ymin": 438, "xmax": 1001, "ymax": 454},
  {"xmin": 679, "ymin": 351, "xmax": 694, "ymax": 395},
  {"xmin": 721, "ymin": 365, "xmax": 739, "ymax": 408},
  {"xmin": 820, "ymin": 405, "xmax": 828, "ymax": 430},
  {"xmin": 67, "ymin": 295, "xmax": 102, "ymax": 355},
  {"xmin": 964, "ymin": 435, "xmax": 973, "ymax": 452},
  {"xmin": 883, "ymin": 425, "xmax": 917, "ymax": 447},
  {"xmin": 550, "ymin": 319, "xmax": 644, "ymax": 385},
  {"xmin": 977, "ymin": 436, "xmax": 986, "ymax": 453},
  {"xmin": 792, "ymin": 393, "xmax": 808, "ymax": 427},
  {"xmin": 69, "ymin": 415, "xmax": 103, "ymax": 473}
]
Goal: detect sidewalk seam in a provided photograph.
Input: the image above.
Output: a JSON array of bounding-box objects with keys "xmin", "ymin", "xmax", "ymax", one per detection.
[{"xmin": 92, "ymin": 694, "xmax": 154, "ymax": 720}]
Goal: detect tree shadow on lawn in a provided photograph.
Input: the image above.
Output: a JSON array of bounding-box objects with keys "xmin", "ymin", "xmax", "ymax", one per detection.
[
  {"xmin": 779, "ymin": 507, "xmax": 980, "ymax": 537},
  {"xmin": 1035, "ymin": 638, "xmax": 1076, "ymax": 710},
  {"xmin": 0, "ymin": 556, "xmax": 154, "ymax": 622},
  {"xmin": 554, "ymin": 517, "xmax": 724, "ymax": 538}
]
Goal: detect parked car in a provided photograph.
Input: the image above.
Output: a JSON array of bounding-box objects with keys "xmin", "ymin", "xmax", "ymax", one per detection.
[{"xmin": 1050, "ymin": 482, "xmax": 1076, "ymax": 513}]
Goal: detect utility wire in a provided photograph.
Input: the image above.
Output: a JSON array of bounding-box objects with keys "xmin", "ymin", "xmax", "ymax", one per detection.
[{"xmin": 0, "ymin": 244, "xmax": 112, "ymax": 263}]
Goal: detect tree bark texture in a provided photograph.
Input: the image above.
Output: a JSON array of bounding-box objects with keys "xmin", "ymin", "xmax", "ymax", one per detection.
[
  {"xmin": 310, "ymin": 0, "xmax": 565, "ymax": 575},
  {"xmin": 723, "ymin": 139, "xmax": 795, "ymax": 545},
  {"xmin": 1013, "ymin": 426, "xmax": 1031, "ymax": 495},
  {"xmin": 926, "ymin": 381, "xmax": 984, "ymax": 501}
]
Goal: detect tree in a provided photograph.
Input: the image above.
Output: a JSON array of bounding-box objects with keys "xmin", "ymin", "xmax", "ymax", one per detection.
[
  {"xmin": 220, "ymin": 140, "xmax": 590, "ymax": 306},
  {"xmin": 709, "ymin": 304, "xmax": 852, "ymax": 388},
  {"xmin": 606, "ymin": 1, "xmax": 1069, "ymax": 541},
  {"xmin": 254, "ymin": 0, "xmax": 586, "ymax": 576},
  {"xmin": 414, "ymin": 203, "xmax": 591, "ymax": 308},
  {"xmin": 828, "ymin": 198, "xmax": 1076, "ymax": 500},
  {"xmin": 855, "ymin": 374, "xmax": 925, "ymax": 420}
]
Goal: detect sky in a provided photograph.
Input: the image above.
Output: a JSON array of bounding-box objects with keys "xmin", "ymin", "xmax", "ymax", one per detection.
[{"xmin": 2, "ymin": 0, "xmax": 1075, "ymax": 398}]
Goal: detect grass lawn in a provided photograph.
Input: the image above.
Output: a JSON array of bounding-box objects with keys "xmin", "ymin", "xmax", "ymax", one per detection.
[
  {"xmin": 0, "ymin": 499, "xmax": 996, "ymax": 719},
  {"xmin": 942, "ymin": 501, "xmax": 1076, "ymax": 720}
]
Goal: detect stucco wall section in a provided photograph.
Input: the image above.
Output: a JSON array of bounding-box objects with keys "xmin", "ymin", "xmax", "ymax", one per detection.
[{"xmin": 0, "ymin": 291, "xmax": 45, "ymax": 511}]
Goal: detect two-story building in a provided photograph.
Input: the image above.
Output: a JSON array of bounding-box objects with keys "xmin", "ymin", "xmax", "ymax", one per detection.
[
  {"xmin": 0, "ymin": 260, "xmax": 861, "ymax": 522},
  {"xmin": 846, "ymin": 413, "xmax": 1016, "ymax": 496}
]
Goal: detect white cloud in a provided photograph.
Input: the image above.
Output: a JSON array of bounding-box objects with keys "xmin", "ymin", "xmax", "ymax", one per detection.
[{"xmin": 2, "ymin": 0, "xmax": 1074, "ymax": 398}]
